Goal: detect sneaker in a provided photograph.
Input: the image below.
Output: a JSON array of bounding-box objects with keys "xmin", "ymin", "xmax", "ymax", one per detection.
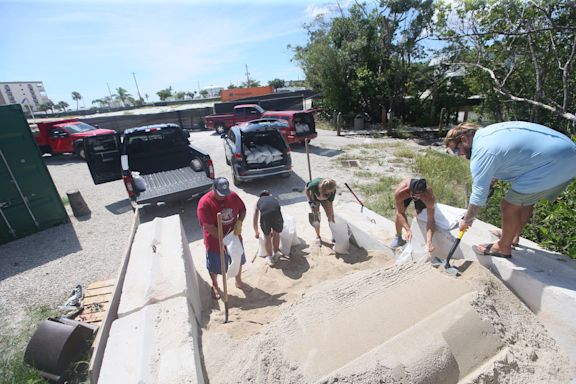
[
  {"xmin": 390, "ymin": 235, "xmax": 406, "ymax": 249},
  {"xmin": 273, "ymin": 250, "xmax": 283, "ymax": 262},
  {"xmin": 266, "ymin": 256, "xmax": 275, "ymax": 266}
]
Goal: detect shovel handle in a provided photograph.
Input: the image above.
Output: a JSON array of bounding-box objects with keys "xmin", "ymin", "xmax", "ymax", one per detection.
[
  {"xmin": 345, "ymin": 183, "xmax": 364, "ymax": 207},
  {"xmin": 217, "ymin": 213, "xmax": 229, "ymax": 323},
  {"xmin": 446, "ymin": 230, "xmax": 466, "ymax": 265}
]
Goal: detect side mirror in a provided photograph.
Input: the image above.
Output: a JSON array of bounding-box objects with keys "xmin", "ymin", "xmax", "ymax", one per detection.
[
  {"xmin": 183, "ymin": 129, "xmax": 190, "ymax": 138},
  {"xmin": 220, "ymin": 134, "xmax": 226, "ymax": 139}
]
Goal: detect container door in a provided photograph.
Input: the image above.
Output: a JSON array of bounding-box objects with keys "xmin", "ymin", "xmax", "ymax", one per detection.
[
  {"xmin": 0, "ymin": 104, "xmax": 69, "ymax": 245},
  {"xmin": 84, "ymin": 134, "xmax": 122, "ymax": 184}
]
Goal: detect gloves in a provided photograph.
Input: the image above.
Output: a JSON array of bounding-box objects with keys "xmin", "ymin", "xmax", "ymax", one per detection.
[
  {"xmin": 233, "ymin": 220, "xmax": 243, "ymax": 236},
  {"xmin": 308, "ymin": 200, "xmax": 319, "ymax": 210}
]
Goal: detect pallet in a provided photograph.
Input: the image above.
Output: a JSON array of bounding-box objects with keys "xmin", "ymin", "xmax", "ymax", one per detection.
[{"xmin": 77, "ymin": 279, "xmax": 115, "ymax": 325}]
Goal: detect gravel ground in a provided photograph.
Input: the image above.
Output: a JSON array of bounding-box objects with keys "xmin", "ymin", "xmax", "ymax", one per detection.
[{"xmin": 0, "ymin": 128, "xmax": 435, "ymax": 339}]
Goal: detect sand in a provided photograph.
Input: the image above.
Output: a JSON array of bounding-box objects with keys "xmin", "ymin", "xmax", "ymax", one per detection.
[{"xmin": 199, "ymin": 245, "xmax": 574, "ymax": 384}]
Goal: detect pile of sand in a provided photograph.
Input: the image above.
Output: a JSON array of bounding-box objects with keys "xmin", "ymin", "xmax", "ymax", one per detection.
[{"xmin": 200, "ymin": 251, "xmax": 574, "ymax": 383}]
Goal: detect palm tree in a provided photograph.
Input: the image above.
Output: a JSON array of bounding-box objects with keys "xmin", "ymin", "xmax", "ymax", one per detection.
[
  {"xmin": 57, "ymin": 101, "xmax": 69, "ymax": 113},
  {"xmin": 71, "ymin": 92, "xmax": 82, "ymax": 111},
  {"xmin": 45, "ymin": 100, "xmax": 55, "ymax": 113},
  {"xmin": 115, "ymin": 87, "xmax": 131, "ymax": 106}
]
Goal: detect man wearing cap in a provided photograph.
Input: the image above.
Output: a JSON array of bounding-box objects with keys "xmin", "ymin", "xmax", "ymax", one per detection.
[
  {"xmin": 390, "ymin": 177, "xmax": 436, "ymax": 251},
  {"xmin": 449, "ymin": 121, "xmax": 576, "ymax": 258},
  {"xmin": 197, "ymin": 177, "xmax": 251, "ymax": 299}
]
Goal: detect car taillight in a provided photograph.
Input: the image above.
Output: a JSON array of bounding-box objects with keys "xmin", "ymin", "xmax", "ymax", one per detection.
[
  {"xmin": 122, "ymin": 174, "xmax": 135, "ymax": 197},
  {"xmin": 207, "ymin": 159, "xmax": 215, "ymax": 179},
  {"xmin": 234, "ymin": 153, "xmax": 242, "ymax": 160}
]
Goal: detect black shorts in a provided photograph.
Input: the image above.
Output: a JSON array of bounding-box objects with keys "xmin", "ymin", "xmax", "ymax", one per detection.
[
  {"xmin": 260, "ymin": 213, "xmax": 283, "ymax": 236},
  {"xmin": 403, "ymin": 197, "xmax": 426, "ymax": 214}
]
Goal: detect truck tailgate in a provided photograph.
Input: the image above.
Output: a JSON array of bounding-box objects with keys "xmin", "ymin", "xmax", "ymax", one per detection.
[{"xmin": 136, "ymin": 167, "xmax": 213, "ymax": 205}]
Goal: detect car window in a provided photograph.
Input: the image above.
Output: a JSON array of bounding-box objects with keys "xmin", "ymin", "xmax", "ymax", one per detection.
[{"xmin": 227, "ymin": 129, "xmax": 236, "ymax": 143}]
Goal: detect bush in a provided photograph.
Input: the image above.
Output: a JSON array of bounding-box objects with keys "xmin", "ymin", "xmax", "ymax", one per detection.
[{"xmin": 479, "ymin": 180, "xmax": 576, "ymax": 258}]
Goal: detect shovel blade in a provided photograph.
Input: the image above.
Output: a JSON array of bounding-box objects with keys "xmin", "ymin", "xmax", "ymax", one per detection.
[{"xmin": 431, "ymin": 257, "xmax": 460, "ymax": 276}]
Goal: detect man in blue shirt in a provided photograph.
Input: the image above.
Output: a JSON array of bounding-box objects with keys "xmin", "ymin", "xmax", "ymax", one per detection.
[{"xmin": 451, "ymin": 121, "xmax": 576, "ymax": 258}]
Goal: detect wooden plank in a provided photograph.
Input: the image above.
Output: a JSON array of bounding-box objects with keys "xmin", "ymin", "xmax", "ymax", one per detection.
[
  {"xmin": 84, "ymin": 294, "xmax": 112, "ymax": 306},
  {"xmin": 80, "ymin": 311, "xmax": 106, "ymax": 323},
  {"xmin": 87, "ymin": 279, "xmax": 115, "ymax": 290},
  {"xmin": 84, "ymin": 286, "xmax": 114, "ymax": 297}
]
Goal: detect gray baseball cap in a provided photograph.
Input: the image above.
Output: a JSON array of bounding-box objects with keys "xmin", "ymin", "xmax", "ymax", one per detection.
[{"xmin": 213, "ymin": 177, "xmax": 231, "ymax": 196}]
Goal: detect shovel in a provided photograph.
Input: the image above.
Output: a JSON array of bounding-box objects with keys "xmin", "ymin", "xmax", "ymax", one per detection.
[
  {"xmin": 432, "ymin": 230, "xmax": 465, "ymax": 276},
  {"xmin": 216, "ymin": 213, "xmax": 229, "ymax": 323}
]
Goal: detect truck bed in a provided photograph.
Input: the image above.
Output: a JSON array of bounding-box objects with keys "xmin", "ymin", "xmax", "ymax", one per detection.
[{"xmin": 136, "ymin": 167, "xmax": 213, "ymax": 205}]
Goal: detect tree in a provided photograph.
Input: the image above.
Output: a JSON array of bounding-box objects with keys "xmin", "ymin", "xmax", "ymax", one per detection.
[
  {"xmin": 292, "ymin": 0, "xmax": 436, "ymax": 127},
  {"xmin": 38, "ymin": 103, "xmax": 50, "ymax": 114},
  {"xmin": 45, "ymin": 100, "xmax": 55, "ymax": 113},
  {"xmin": 435, "ymin": 0, "xmax": 576, "ymax": 130},
  {"xmin": 268, "ymin": 78, "xmax": 286, "ymax": 90},
  {"xmin": 157, "ymin": 87, "xmax": 173, "ymax": 101},
  {"xmin": 240, "ymin": 79, "xmax": 261, "ymax": 88},
  {"xmin": 199, "ymin": 89, "xmax": 209, "ymax": 98},
  {"xmin": 115, "ymin": 87, "xmax": 131, "ymax": 106},
  {"xmin": 57, "ymin": 101, "xmax": 69, "ymax": 112},
  {"xmin": 174, "ymin": 91, "xmax": 187, "ymax": 100},
  {"xmin": 71, "ymin": 92, "xmax": 82, "ymax": 111},
  {"xmin": 186, "ymin": 91, "xmax": 195, "ymax": 99},
  {"xmin": 227, "ymin": 83, "xmax": 238, "ymax": 89}
]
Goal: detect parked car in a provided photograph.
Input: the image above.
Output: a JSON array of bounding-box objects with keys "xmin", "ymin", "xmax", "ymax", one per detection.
[
  {"xmin": 34, "ymin": 119, "xmax": 115, "ymax": 159},
  {"xmin": 203, "ymin": 104, "xmax": 265, "ymax": 134},
  {"xmin": 84, "ymin": 123, "xmax": 214, "ymax": 207},
  {"xmin": 222, "ymin": 120, "xmax": 292, "ymax": 186},
  {"xmin": 260, "ymin": 110, "xmax": 317, "ymax": 144}
]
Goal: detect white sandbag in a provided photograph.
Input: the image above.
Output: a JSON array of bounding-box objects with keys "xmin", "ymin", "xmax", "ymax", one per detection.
[
  {"xmin": 257, "ymin": 234, "xmax": 268, "ymax": 258},
  {"xmin": 417, "ymin": 203, "xmax": 466, "ymax": 231},
  {"xmin": 279, "ymin": 214, "xmax": 298, "ymax": 256},
  {"xmin": 329, "ymin": 219, "xmax": 351, "ymax": 254},
  {"xmin": 395, "ymin": 241, "xmax": 429, "ymax": 265},
  {"xmin": 131, "ymin": 171, "xmax": 146, "ymax": 192},
  {"xmin": 223, "ymin": 232, "xmax": 243, "ymax": 279}
]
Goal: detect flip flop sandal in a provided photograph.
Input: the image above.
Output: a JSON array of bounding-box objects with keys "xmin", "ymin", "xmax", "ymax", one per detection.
[
  {"xmin": 489, "ymin": 229, "xmax": 519, "ymax": 247},
  {"xmin": 473, "ymin": 243, "xmax": 512, "ymax": 259}
]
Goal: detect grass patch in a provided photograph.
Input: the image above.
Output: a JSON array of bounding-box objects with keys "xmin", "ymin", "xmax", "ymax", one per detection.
[
  {"xmin": 62, "ymin": 196, "xmax": 70, "ymax": 206},
  {"xmin": 414, "ymin": 150, "xmax": 471, "ymax": 208},
  {"xmin": 0, "ymin": 306, "xmax": 59, "ymax": 384},
  {"xmin": 394, "ymin": 147, "xmax": 416, "ymax": 159},
  {"xmin": 354, "ymin": 170, "xmax": 376, "ymax": 178},
  {"xmin": 388, "ymin": 158, "xmax": 404, "ymax": 164},
  {"xmin": 357, "ymin": 175, "xmax": 402, "ymax": 219}
]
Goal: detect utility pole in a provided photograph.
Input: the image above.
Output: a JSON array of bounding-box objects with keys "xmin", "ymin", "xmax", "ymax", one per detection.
[
  {"xmin": 106, "ymin": 83, "xmax": 114, "ymax": 108},
  {"xmin": 132, "ymin": 72, "xmax": 143, "ymax": 102},
  {"xmin": 245, "ymin": 64, "xmax": 251, "ymax": 85}
]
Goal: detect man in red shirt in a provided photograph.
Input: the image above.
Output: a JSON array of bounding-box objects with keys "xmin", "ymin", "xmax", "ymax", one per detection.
[{"xmin": 197, "ymin": 177, "xmax": 251, "ymax": 299}]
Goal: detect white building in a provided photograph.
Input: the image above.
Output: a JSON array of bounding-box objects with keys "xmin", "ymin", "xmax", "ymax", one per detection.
[{"xmin": 0, "ymin": 81, "xmax": 50, "ymax": 112}]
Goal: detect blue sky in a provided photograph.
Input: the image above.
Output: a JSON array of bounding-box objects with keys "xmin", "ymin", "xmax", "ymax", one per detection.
[{"xmin": 0, "ymin": 0, "xmax": 347, "ymax": 106}]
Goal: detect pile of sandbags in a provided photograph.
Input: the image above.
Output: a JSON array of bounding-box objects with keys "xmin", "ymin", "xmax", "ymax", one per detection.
[
  {"xmin": 245, "ymin": 144, "xmax": 283, "ymax": 164},
  {"xmin": 295, "ymin": 122, "xmax": 310, "ymax": 133}
]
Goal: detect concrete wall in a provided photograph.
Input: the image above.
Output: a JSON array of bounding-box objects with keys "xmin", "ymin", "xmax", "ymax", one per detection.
[{"xmin": 97, "ymin": 214, "xmax": 206, "ymax": 383}]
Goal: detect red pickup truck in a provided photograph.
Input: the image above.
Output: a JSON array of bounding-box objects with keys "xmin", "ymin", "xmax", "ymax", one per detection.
[
  {"xmin": 203, "ymin": 104, "xmax": 317, "ymax": 144},
  {"xmin": 203, "ymin": 104, "xmax": 265, "ymax": 134},
  {"xmin": 34, "ymin": 119, "xmax": 115, "ymax": 159}
]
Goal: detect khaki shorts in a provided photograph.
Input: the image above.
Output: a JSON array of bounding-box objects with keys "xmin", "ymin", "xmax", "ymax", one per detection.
[{"xmin": 505, "ymin": 179, "xmax": 573, "ymax": 206}]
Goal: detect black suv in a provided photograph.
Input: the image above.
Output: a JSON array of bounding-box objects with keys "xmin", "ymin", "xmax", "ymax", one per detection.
[{"xmin": 222, "ymin": 120, "xmax": 292, "ymax": 185}]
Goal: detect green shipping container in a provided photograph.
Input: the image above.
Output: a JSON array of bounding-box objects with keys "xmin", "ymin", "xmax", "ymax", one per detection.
[{"xmin": 0, "ymin": 104, "xmax": 68, "ymax": 245}]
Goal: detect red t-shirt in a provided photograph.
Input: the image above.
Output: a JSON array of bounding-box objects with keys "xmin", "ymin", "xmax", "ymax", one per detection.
[{"xmin": 197, "ymin": 190, "xmax": 246, "ymax": 252}]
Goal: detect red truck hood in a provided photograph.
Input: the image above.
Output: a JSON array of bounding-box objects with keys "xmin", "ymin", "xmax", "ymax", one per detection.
[{"xmin": 72, "ymin": 128, "xmax": 116, "ymax": 137}]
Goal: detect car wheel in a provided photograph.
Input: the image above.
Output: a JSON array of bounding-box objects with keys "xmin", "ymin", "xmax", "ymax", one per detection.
[
  {"xmin": 75, "ymin": 145, "xmax": 86, "ymax": 160},
  {"xmin": 216, "ymin": 124, "xmax": 226, "ymax": 135}
]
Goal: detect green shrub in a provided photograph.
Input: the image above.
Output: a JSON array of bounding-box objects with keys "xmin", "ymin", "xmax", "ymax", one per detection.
[{"xmin": 479, "ymin": 180, "xmax": 576, "ymax": 258}]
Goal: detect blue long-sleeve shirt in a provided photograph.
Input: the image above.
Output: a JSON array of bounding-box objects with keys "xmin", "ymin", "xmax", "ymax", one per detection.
[{"xmin": 469, "ymin": 121, "xmax": 576, "ymax": 206}]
